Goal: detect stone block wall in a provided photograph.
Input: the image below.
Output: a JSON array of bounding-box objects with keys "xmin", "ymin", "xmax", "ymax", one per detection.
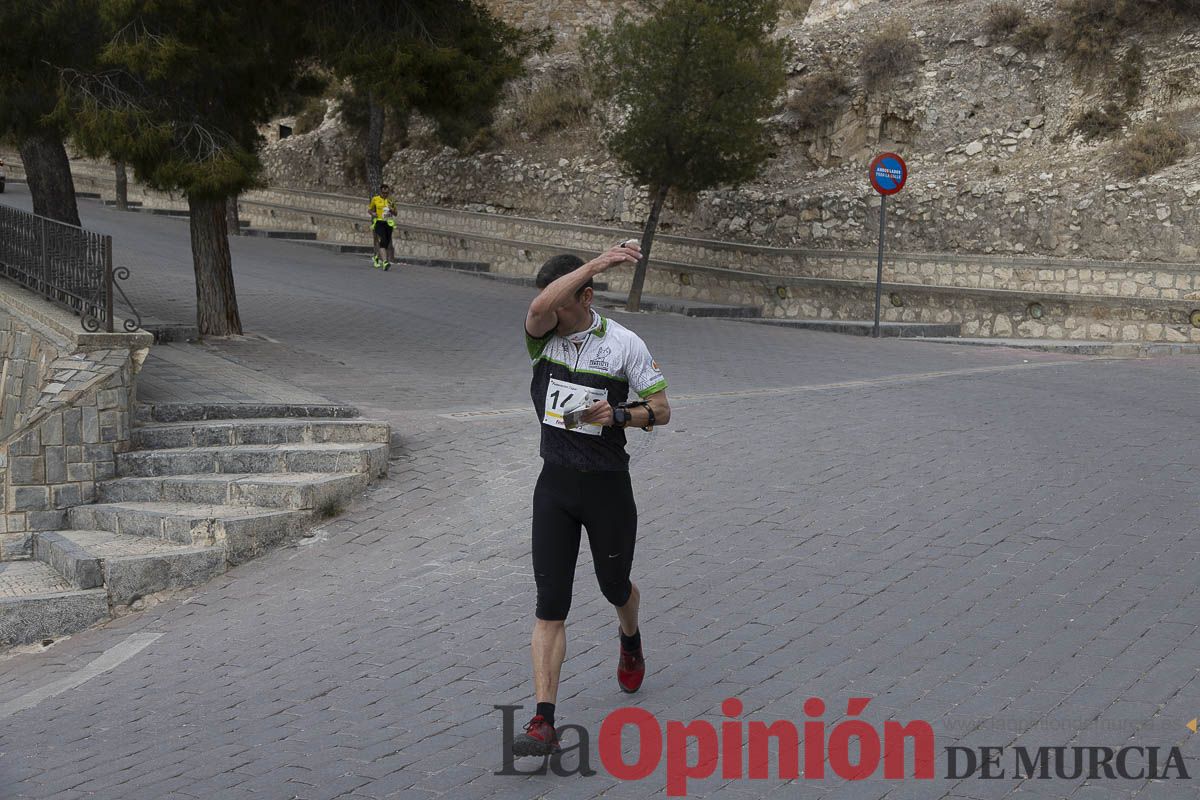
[
  {"xmin": 0, "ymin": 311, "xmax": 62, "ymax": 438},
  {"xmin": 0, "ymin": 282, "xmax": 150, "ymax": 560},
  {"xmin": 0, "ymin": 350, "xmax": 138, "ymax": 559}
]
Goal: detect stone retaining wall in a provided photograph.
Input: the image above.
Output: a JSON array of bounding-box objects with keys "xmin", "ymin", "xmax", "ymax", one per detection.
[
  {"xmin": 25, "ymin": 158, "xmax": 1200, "ymax": 342},
  {"xmin": 0, "ymin": 312, "xmax": 62, "ymax": 438},
  {"xmin": 0, "ymin": 283, "xmax": 152, "ymax": 560}
]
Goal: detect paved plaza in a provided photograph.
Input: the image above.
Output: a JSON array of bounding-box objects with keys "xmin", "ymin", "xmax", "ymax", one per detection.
[{"xmin": 1, "ymin": 185, "xmax": 1199, "ymax": 799}]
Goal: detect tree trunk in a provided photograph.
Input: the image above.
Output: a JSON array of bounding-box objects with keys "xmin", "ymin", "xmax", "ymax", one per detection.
[
  {"xmin": 365, "ymin": 92, "xmax": 385, "ymax": 193},
  {"xmin": 114, "ymin": 161, "xmax": 128, "ymax": 210},
  {"xmin": 626, "ymin": 184, "xmax": 671, "ymax": 313},
  {"xmin": 19, "ymin": 134, "xmax": 80, "ymax": 226},
  {"xmin": 225, "ymin": 194, "xmax": 241, "ymax": 236},
  {"xmin": 188, "ymin": 195, "xmax": 243, "ymax": 336}
]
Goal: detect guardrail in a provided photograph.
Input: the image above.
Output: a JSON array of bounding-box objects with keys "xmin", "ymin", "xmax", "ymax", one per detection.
[{"xmin": 0, "ymin": 204, "xmax": 140, "ymax": 332}]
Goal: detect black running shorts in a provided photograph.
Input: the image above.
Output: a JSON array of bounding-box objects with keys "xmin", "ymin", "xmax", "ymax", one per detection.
[
  {"xmin": 373, "ymin": 220, "xmax": 393, "ymax": 249},
  {"xmin": 532, "ymin": 462, "xmax": 637, "ymax": 621}
]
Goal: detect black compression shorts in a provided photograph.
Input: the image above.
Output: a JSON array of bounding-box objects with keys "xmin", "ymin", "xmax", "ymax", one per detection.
[
  {"xmin": 532, "ymin": 462, "xmax": 637, "ymax": 621},
  {"xmin": 373, "ymin": 220, "xmax": 393, "ymax": 249}
]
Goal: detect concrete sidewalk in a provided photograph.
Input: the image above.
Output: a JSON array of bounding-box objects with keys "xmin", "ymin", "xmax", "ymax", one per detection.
[{"xmin": 137, "ymin": 341, "xmax": 335, "ymax": 406}]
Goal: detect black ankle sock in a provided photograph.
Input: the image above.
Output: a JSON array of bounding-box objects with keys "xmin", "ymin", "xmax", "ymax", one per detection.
[
  {"xmin": 620, "ymin": 628, "xmax": 641, "ymax": 652},
  {"xmin": 536, "ymin": 702, "xmax": 555, "ymax": 727}
]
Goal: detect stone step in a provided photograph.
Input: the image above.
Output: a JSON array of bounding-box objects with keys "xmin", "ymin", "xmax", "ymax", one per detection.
[
  {"xmin": 396, "ymin": 257, "xmax": 491, "ymax": 272},
  {"xmin": 98, "ymin": 471, "xmax": 369, "ymax": 511},
  {"xmin": 140, "ymin": 320, "xmax": 199, "ymax": 344},
  {"xmin": 116, "ymin": 442, "xmax": 388, "ymax": 478},
  {"xmin": 0, "ymin": 561, "xmax": 109, "ymax": 647},
  {"xmin": 135, "ymin": 403, "xmax": 361, "ymax": 423},
  {"xmin": 242, "ymin": 228, "xmax": 318, "ymax": 240},
  {"xmin": 742, "ymin": 319, "xmax": 963, "ymax": 337},
  {"xmin": 132, "ymin": 418, "xmax": 390, "ymax": 449},
  {"xmin": 67, "ymin": 502, "xmax": 308, "ymax": 564},
  {"xmin": 292, "ymin": 240, "xmax": 376, "ymax": 255},
  {"xmin": 31, "ymin": 530, "xmax": 225, "ymax": 606},
  {"xmin": 593, "ymin": 291, "xmax": 759, "ymax": 318}
]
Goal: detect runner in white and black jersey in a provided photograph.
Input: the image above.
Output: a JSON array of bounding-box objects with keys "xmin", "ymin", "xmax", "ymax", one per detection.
[{"xmin": 512, "ymin": 242, "xmax": 671, "ymax": 757}]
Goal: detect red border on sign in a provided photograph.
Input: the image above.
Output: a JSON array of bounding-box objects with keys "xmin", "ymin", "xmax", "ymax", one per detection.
[{"xmin": 869, "ymin": 152, "xmax": 907, "ymax": 196}]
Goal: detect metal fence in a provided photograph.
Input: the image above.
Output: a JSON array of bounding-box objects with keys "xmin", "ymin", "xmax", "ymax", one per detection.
[{"xmin": 0, "ymin": 204, "xmax": 139, "ymax": 332}]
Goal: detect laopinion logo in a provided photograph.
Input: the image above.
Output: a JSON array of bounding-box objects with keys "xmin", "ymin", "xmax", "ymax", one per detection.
[{"xmin": 494, "ymin": 698, "xmax": 1191, "ymax": 797}]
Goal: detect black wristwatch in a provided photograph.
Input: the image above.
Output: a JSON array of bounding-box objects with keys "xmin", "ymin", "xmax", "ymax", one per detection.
[{"xmin": 612, "ymin": 408, "xmax": 631, "ymax": 428}]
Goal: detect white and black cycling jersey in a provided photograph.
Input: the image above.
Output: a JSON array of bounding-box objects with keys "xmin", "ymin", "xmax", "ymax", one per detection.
[{"xmin": 526, "ymin": 312, "xmax": 667, "ymax": 472}]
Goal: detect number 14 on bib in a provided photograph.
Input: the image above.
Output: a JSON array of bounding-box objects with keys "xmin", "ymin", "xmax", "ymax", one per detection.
[{"xmin": 543, "ymin": 378, "xmax": 607, "ymax": 436}]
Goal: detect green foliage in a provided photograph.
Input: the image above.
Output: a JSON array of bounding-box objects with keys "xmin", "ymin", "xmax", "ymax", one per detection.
[
  {"xmin": 311, "ymin": 1, "xmax": 541, "ymax": 149},
  {"xmin": 1071, "ymin": 103, "xmax": 1125, "ymax": 140},
  {"xmin": 1118, "ymin": 121, "xmax": 1188, "ymax": 178},
  {"xmin": 583, "ymin": 0, "xmax": 790, "ymax": 194},
  {"xmin": 858, "ymin": 20, "xmax": 920, "ymax": 92},
  {"xmin": 984, "ymin": 1, "xmax": 1028, "ymax": 37},
  {"xmin": 0, "ymin": 0, "xmax": 107, "ymax": 142},
  {"xmin": 787, "ymin": 67, "xmax": 850, "ymax": 131},
  {"xmin": 63, "ymin": 0, "xmax": 313, "ymax": 199}
]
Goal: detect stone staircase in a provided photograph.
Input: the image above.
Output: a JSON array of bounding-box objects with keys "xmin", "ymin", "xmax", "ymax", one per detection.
[{"xmin": 0, "ymin": 406, "xmax": 390, "ymax": 647}]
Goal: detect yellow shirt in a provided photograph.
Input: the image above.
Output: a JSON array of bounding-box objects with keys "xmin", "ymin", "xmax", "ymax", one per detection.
[{"xmin": 368, "ymin": 195, "xmax": 396, "ymax": 222}]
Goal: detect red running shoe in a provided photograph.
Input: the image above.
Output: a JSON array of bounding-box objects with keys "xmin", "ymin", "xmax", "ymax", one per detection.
[
  {"xmin": 512, "ymin": 714, "xmax": 560, "ymax": 757},
  {"xmin": 618, "ymin": 643, "xmax": 646, "ymax": 693}
]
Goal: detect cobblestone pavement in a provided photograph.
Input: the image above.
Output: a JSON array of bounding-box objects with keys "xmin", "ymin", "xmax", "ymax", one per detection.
[{"xmin": 2, "ymin": 187, "xmax": 1200, "ymax": 799}]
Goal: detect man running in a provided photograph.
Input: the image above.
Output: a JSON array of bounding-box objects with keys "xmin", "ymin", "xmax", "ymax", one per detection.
[
  {"xmin": 366, "ymin": 183, "xmax": 397, "ymax": 270},
  {"xmin": 512, "ymin": 241, "xmax": 671, "ymax": 757}
]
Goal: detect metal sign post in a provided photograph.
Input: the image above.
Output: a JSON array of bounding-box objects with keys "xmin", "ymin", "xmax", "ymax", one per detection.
[
  {"xmin": 874, "ymin": 195, "xmax": 886, "ymax": 338},
  {"xmin": 868, "ymin": 152, "xmax": 907, "ymax": 338}
]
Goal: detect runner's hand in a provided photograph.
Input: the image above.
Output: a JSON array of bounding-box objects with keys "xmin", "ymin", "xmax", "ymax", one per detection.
[
  {"xmin": 580, "ymin": 400, "xmax": 614, "ymax": 426},
  {"xmin": 586, "ymin": 241, "xmax": 641, "ymax": 274}
]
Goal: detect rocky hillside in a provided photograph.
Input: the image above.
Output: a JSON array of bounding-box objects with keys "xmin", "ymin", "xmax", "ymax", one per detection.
[{"xmin": 261, "ymin": 0, "xmax": 1200, "ymax": 263}]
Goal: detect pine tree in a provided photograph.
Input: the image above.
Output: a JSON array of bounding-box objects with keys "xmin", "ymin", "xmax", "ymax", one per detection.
[
  {"xmin": 0, "ymin": 0, "xmax": 107, "ymax": 225},
  {"xmin": 65, "ymin": 0, "xmax": 314, "ymax": 336},
  {"xmin": 584, "ymin": 0, "xmax": 789, "ymax": 311},
  {"xmin": 309, "ymin": 0, "xmax": 540, "ymax": 191}
]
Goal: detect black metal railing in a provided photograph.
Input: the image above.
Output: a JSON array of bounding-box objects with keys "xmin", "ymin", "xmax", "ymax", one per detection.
[{"xmin": 0, "ymin": 204, "xmax": 140, "ymax": 332}]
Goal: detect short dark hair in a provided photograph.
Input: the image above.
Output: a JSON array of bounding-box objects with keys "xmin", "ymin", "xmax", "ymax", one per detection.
[
  {"xmin": 536, "ymin": 254, "xmax": 591, "ymax": 295},
  {"xmin": 379, "ymin": 183, "xmax": 391, "ymax": 191}
]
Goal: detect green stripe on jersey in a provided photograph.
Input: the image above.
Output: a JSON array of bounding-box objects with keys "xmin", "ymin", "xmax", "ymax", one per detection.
[
  {"xmin": 636, "ymin": 379, "xmax": 668, "ymax": 398},
  {"xmin": 526, "ymin": 330, "xmax": 552, "ymax": 359}
]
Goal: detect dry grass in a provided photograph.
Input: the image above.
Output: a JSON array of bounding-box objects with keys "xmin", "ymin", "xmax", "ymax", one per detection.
[
  {"xmin": 782, "ymin": 0, "xmax": 815, "ymax": 17},
  {"xmin": 858, "ymin": 20, "xmax": 920, "ymax": 92},
  {"xmin": 496, "ymin": 71, "xmax": 593, "ymax": 143},
  {"xmin": 787, "ymin": 68, "xmax": 850, "ymax": 131},
  {"xmin": 984, "ymin": 1, "xmax": 1028, "ymax": 37},
  {"xmin": 1052, "ymin": 0, "xmax": 1125, "ymax": 75},
  {"xmin": 293, "ymin": 98, "xmax": 328, "ymax": 135},
  {"xmin": 1072, "ymin": 103, "xmax": 1125, "ymax": 141},
  {"xmin": 1118, "ymin": 121, "xmax": 1188, "ymax": 178}
]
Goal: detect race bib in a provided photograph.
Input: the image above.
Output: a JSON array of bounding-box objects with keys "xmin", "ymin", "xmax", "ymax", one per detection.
[{"xmin": 543, "ymin": 378, "xmax": 607, "ymax": 436}]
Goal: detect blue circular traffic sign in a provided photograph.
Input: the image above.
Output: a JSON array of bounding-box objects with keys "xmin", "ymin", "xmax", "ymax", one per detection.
[{"xmin": 869, "ymin": 152, "xmax": 907, "ymax": 195}]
